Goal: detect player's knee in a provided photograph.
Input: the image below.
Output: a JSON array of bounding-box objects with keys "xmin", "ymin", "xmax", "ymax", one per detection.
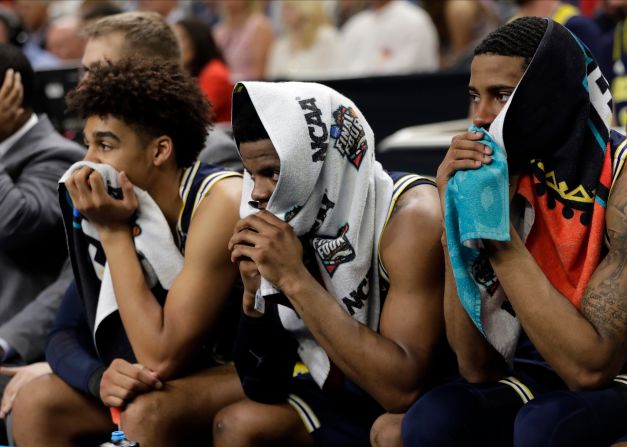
[
  {"xmin": 513, "ymin": 392, "xmax": 585, "ymax": 447},
  {"xmin": 514, "ymin": 401, "xmax": 552, "ymax": 447},
  {"xmin": 13, "ymin": 374, "xmax": 61, "ymax": 443},
  {"xmin": 401, "ymin": 384, "xmax": 473, "ymax": 446},
  {"xmin": 370, "ymin": 413, "xmax": 403, "ymax": 447},
  {"xmin": 122, "ymin": 391, "xmax": 164, "ymax": 437},
  {"xmin": 213, "ymin": 402, "xmax": 257, "ymax": 447}
]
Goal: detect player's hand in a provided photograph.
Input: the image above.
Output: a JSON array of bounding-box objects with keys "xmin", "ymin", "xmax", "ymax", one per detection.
[
  {"xmin": 66, "ymin": 168, "xmax": 138, "ymax": 233},
  {"xmin": 238, "ymin": 259, "xmax": 264, "ymax": 317},
  {"xmin": 436, "ymin": 131, "xmax": 492, "ymax": 213},
  {"xmin": 99, "ymin": 359, "xmax": 162, "ymax": 408},
  {"xmin": 229, "ymin": 211, "xmax": 307, "ymax": 294}
]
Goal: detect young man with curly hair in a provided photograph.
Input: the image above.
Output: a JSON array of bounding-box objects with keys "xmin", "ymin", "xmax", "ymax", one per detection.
[
  {"xmin": 80, "ymin": 10, "xmax": 240, "ymax": 170},
  {"xmin": 11, "ymin": 59, "xmax": 244, "ymax": 447}
]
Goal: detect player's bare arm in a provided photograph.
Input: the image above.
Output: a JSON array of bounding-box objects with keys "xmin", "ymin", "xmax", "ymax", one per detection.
[{"xmin": 485, "ymin": 170, "xmax": 627, "ymax": 389}]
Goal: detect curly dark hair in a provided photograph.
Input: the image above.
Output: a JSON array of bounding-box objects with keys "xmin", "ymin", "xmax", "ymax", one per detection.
[
  {"xmin": 66, "ymin": 58, "xmax": 211, "ymax": 167},
  {"xmin": 475, "ymin": 17, "xmax": 548, "ymax": 71}
]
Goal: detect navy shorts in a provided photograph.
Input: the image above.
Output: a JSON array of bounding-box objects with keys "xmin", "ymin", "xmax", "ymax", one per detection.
[
  {"xmin": 515, "ymin": 377, "xmax": 627, "ymax": 447},
  {"xmin": 402, "ymin": 361, "xmax": 567, "ymax": 447},
  {"xmin": 402, "ymin": 367, "xmax": 627, "ymax": 447},
  {"xmin": 286, "ymin": 373, "xmax": 383, "ymax": 447}
]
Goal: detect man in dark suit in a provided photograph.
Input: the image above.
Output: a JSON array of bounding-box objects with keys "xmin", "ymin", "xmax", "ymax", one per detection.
[{"xmin": 0, "ymin": 43, "xmax": 83, "ymax": 431}]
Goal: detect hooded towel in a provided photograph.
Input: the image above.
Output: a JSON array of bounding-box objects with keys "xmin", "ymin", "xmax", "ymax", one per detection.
[{"xmin": 234, "ymin": 81, "xmax": 394, "ymax": 387}]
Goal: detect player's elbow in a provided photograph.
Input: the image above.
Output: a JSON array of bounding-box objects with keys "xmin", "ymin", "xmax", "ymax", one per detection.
[
  {"xmin": 378, "ymin": 384, "xmax": 424, "ymax": 413},
  {"xmin": 564, "ymin": 349, "xmax": 624, "ymax": 391},
  {"xmin": 140, "ymin": 352, "xmax": 186, "ymax": 381},
  {"xmin": 566, "ymin": 367, "xmax": 616, "ymax": 391},
  {"xmin": 458, "ymin": 366, "xmax": 495, "ymax": 384},
  {"xmin": 151, "ymin": 359, "xmax": 186, "ymax": 381},
  {"xmin": 458, "ymin": 357, "xmax": 505, "ymax": 384}
]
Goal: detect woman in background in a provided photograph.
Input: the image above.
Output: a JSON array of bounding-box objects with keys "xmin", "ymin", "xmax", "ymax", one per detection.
[
  {"xmin": 213, "ymin": 0, "xmax": 273, "ymax": 82},
  {"xmin": 265, "ymin": 1, "xmax": 339, "ymax": 80},
  {"xmin": 423, "ymin": 0, "xmax": 500, "ymax": 70},
  {"xmin": 174, "ymin": 18, "xmax": 233, "ymax": 124}
]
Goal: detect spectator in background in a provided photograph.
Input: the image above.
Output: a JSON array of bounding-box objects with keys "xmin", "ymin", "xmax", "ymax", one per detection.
[
  {"xmin": 137, "ymin": 0, "xmax": 185, "ymax": 25},
  {"xmin": 79, "ymin": 1, "xmax": 124, "ymax": 27},
  {"xmin": 0, "ymin": 6, "xmax": 26, "ymax": 47},
  {"xmin": 174, "ymin": 18, "xmax": 233, "ymax": 124},
  {"xmin": 595, "ymin": 0, "xmax": 627, "ymax": 126},
  {"xmin": 513, "ymin": 0, "xmax": 602, "ymax": 58},
  {"xmin": 335, "ymin": 0, "xmax": 439, "ymax": 78},
  {"xmin": 265, "ymin": 1, "xmax": 339, "ymax": 80},
  {"xmin": 593, "ymin": 0, "xmax": 627, "ymax": 34},
  {"xmin": 0, "ymin": 43, "xmax": 83, "ymax": 443},
  {"xmin": 15, "ymin": 0, "xmax": 60, "ymax": 69},
  {"xmin": 423, "ymin": 0, "xmax": 500, "ymax": 71},
  {"xmin": 213, "ymin": 0, "xmax": 274, "ymax": 81},
  {"xmin": 335, "ymin": 0, "xmax": 370, "ymax": 28},
  {"xmin": 46, "ymin": 16, "xmax": 86, "ymax": 62}
]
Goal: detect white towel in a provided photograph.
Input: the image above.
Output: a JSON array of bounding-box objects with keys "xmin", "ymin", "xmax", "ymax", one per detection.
[
  {"xmin": 236, "ymin": 82, "xmax": 394, "ymax": 387},
  {"xmin": 59, "ymin": 161, "xmax": 183, "ymax": 337}
]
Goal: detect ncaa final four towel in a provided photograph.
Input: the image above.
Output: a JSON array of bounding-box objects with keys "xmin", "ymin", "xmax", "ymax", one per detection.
[
  {"xmin": 59, "ymin": 161, "xmax": 183, "ymax": 362},
  {"xmin": 234, "ymin": 81, "xmax": 394, "ymax": 388}
]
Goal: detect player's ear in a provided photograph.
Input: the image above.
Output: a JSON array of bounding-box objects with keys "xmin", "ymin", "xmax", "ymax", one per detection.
[{"xmin": 152, "ymin": 135, "xmax": 174, "ymax": 167}]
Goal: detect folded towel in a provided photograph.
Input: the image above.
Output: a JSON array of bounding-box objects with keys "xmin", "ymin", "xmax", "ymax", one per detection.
[
  {"xmin": 445, "ymin": 126, "xmax": 522, "ymax": 362},
  {"xmin": 233, "ymin": 82, "xmax": 394, "ymax": 387},
  {"xmin": 59, "ymin": 161, "xmax": 183, "ymax": 360}
]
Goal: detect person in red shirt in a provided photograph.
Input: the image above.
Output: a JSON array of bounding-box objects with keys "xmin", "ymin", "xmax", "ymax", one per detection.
[{"xmin": 174, "ymin": 18, "xmax": 233, "ymax": 124}]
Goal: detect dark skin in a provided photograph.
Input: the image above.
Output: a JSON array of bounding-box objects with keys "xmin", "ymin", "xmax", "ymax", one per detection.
[
  {"xmin": 372, "ymin": 51, "xmax": 627, "ymax": 447},
  {"xmin": 214, "ymin": 138, "xmax": 445, "ymax": 447},
  {"xmin": 438, "ymin": 54, "xmax": 627, "ymax": 389}
]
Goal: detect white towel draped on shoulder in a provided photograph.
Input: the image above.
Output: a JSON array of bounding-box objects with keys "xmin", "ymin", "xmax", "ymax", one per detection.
[{"xmin": 59, "ymin": 161, "xmax": 183, "ymax": 339}]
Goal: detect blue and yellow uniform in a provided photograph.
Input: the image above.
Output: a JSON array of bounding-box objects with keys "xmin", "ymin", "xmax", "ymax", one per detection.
[
  {"xmin": 47, "ymin": 162, "xmax": 241, "ymax": 397},
  {"xmin": 234, "ymin": 172, "xmax": 453, "ymax": 447},
  {"xmin": 402, "ymin": 147, "xmax": 627, "ymax": 447}
]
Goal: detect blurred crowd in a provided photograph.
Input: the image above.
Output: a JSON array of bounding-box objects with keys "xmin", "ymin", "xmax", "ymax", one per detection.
[
  {"xmin": 0, "ymin": 3, "xmax": 624, "ymax": 447},
  {"xmin": 1, "ymin": 0, "xmax": 627, "ymax": 123}
]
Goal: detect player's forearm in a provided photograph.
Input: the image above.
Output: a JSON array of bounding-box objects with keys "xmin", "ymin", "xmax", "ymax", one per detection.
[
  {"xmin": 282, "ymin": 276, "xmax": 430, "ymax": 412},
  {"xmin": 487, "ymin": 237, "xmax": 618, "ymax": 389},
  {"xmin": 443, "ymin": 252, "xmax": 506, "ymax": 382},
  {"xmin": 99, "ymin": 228, "xmax": 178, "ymax": 374}
]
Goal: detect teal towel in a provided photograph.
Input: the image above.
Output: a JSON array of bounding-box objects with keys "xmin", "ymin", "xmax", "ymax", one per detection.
[{"xmin": 444, "ymin": 125, "xmax": 510, "ymax": 336}]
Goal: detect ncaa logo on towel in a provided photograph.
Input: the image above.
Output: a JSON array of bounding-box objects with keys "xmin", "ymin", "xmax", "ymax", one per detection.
[
  {"xmin": 330, "ymin": 106, "xmax": 368, "ymax": 169},
  {"xmin": 311, "ymin": 223, "xmax": 355, "ymax": 277}
]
